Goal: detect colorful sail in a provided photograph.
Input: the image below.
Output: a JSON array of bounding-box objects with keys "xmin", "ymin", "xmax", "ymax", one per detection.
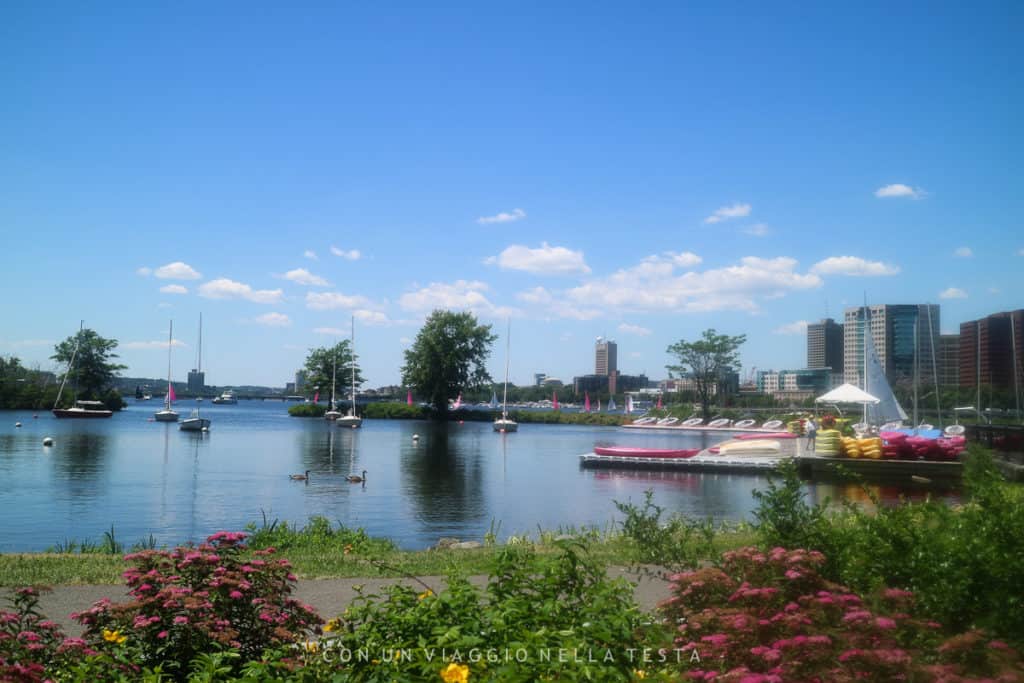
[
  {"xmin": 453, "ymin": 394, "xmax": 462, "ymax": 410},
  {"xmin": 656, "ymin": 395, "xmax": 662, "ymax": 409},
  {"xmin": 168, "ymin": 383, "xmax": 176, "ymax": 403},
  {"xmin": 407, "ymin": 389, "xmax": 413, "ymax": 406},
  {"xmin": 584, "ymin": 392, "xmax": 591, "ymax": 412},
  {"xmin": 552, "ymin": 391, "xmax": 559, "ymax": 410},
  {"xmin": 313, "ymin": 391, "xmax": 319, "ymax": 404}
]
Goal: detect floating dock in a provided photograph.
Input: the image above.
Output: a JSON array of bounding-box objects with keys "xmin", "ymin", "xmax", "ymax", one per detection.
[{"xmin": 579, "ymin": 451, "xmax": 784, "ymax": 473}]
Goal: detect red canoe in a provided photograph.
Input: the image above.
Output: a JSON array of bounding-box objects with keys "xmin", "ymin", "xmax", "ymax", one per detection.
[{"xmin": 593, "ymin": 446, "xmax": 701, "ymax": 459}]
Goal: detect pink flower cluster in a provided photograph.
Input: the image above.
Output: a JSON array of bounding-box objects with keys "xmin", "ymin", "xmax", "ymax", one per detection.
[{"xmin": 660, "ymin": 546, "xmax": 1024, "ymax": 682}]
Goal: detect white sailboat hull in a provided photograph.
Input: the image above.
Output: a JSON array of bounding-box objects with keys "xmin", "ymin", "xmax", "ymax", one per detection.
[
  {"xmin": 337, "ymin": 415, "xmax": 362, "ymax": 428},
  {"xmin": 154, "ymin": 410, "xmax": 179, "ymax": 422},
  {"xmin": 493, "ymin": 418, "xmax": 518, "ymax": 432}
]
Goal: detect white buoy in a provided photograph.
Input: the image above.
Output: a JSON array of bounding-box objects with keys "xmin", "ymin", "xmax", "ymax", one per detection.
[
  {"xmin": 42, "ymin": 437, "xmax": 54, "ymax": 446},
  {"xmin": 15, "ymin": 422, "xmax": 22, "ymax": 428},
  {"xmin": 412, "ymin": 434, "xmax": 420, "ymax": 441}
]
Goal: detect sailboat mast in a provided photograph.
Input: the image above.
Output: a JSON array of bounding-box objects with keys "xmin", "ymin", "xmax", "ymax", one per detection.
[
  {"xmin": 862, "ymin": 305, "xmax": 869, "ymax": 424},
  {"xmin": 167, "ymin": 320, "xmax": 173, "ymax": 409},
  {"xmin": 927, "ymin": 305, "xmax": 941, "ymax": 426},
  {"xmin": 1012, "ymin": 311, "xmax": 1020, "ymax": 422},
  {"xmin": 502, "ymin": 319, "xmax": 511, "ymax": 418},
  {"xmin": 196, "ymin": 314, "xmax": 202, "ymax": 416},
  {"xmin": 913, "ymin": 318, "xmax": 919, "ymax": 428},
  {"xmin": 350, "ymin": 315, "xmax": 356, "ymax": 414},
  {"xmin": 54, "ymin": 321, "xmax": 84, "ymax": 408}
]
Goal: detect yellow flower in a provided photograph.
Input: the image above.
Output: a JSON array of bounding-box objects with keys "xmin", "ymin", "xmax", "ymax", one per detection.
[
  {"xmin": 102, "ymin": 628, "xmax": 127, "ymax": 645},
  {"xmin": 323, "ymin": 617, "xmax": 342, "ymax": 633},
  {"xmin": 394, "ymin": 649, "xmax": 403, "ymax": 662},
  {"xmin": 440, "ymin": 662, "xmax": 469, "ymax": 683},
  {"xmin": 303, "ymin": 640, "xmax": 319, "ymax": 653},
  {"xmin": 418, "ymin": 589, "xmax": 434, "ymax": 600},
  {"xmin": 634, "ymin": 670, "xmax": 647, "ymax": 680}
]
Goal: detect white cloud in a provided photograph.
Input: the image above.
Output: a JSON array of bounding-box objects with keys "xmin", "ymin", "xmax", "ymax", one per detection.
[
  {"xmin": 198, "ymin": 278, "xmax": 284, "ymax": 304},
  {"xmin": 485, "ymin": 242, "xmax": 590, "ymax": 275},
  {"xmin": 704, "ymin": 203, "xmax": 751, "ymax": 224},
  {"xmin": 400, "ymin": 337, "xmax": 412, "ymax": 345},
  {"xmin": 566, "ymin": 255, "xmax": 821, "ymax": 315},
  {"xmin": 810, "ymin": 256, "xmax": 900, "ymax": 277},
  {"xmin": 661, "ymin": 251, "xmax": 702, "ymax": 267},
  {"xmin": 939, "ymin": 287, "xmax": 968, "ymax": 300},
  {"xmin": 330, "ymin": 246, "xmax": 361, "ymax": 260},
  {"xmin": 154, "ymin": 261, "xmax": 202, "ymax": 280},
  {"xmin": 253, "ymin": 312, "xmax": 291, "ymax": 327},
  {"xmin": 399, "ymin": 280, "xmax": 518, "ymax": 318},
  {"xmin": 313, "ymin": 327, "xmax": 348, "ymax": 336},
  {"xmin": 159, "ymin": 284, "xmax": 188, "ymax": 295},
  {"xmin": 514, "ymin": 286, "xmax": 599, "ymax": 320},
  {"xmin": 773, "ymin": 320, "xmax": 810, "ymax": 335},
  {"xmin": 281, "ymin": 268, "xmax": 330, "ymax": 287},
  {"xmin": 305, "ymin": 291, "xmax": 372, "ymax": 310},
  {"xmin": 743, "ymin": 223, "xmax": 770, "ymax": 237},
  {"xmin": 354, "ymin": 309, "xmax": 390, "ymax": 326},
  {"xmin": 874, "ymin": 183, "xmax": 926, "ymax": 199},
  {"xmin": 516, "ymin": 286, "xmax": 553, "ymax": 304},
  {"xmin": 304, "ymin": 250, "xmax": 318, "ymax": 260},
  {"xmin": 618, "ymin": 323, "xmax": 652, "ymax": 336},
  {"xmin": 122, "ymin": 339, "xmax": 187, "ymax": 350},
  {"xmin": 136, "ymin": 267, "xmax": 152, "ymax": 276},
  {"xmin": 1, "ymin": 339, "xmax": 53, "ymax": 350},
  {"xmin": 953, "ymin": 247, "xmax": 973, "ymax": 258},
  {"xmin": 477, "ymin": 208, "xmax": 526, "ymax": 225}
]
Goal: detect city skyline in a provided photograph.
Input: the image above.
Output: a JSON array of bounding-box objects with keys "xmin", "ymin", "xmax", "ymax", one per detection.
[{"xmin": 2, "ymin": 3, "xmax": 1021, "ymax": 388}]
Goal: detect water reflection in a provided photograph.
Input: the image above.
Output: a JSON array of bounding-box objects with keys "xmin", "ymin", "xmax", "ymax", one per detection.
[
  {"xmin": 50, "ymin": 432, "xmax": 111, "ymax": 491},
  {"xmin": 809, "ymin": 479, "xmax": 962, "ymax": 512},
  {"xmin": 400, "ymin": 422, "xmax": 487, "ymax": 525}
]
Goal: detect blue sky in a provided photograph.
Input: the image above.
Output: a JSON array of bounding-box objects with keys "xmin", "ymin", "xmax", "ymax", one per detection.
[{"xmin": 2, "ymin": 2, "xmax": 1021, "ymax": 388}]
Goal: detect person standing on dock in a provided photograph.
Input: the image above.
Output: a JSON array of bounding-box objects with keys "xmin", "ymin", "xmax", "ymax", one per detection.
[{"xmin": 805, "ymin": 415, "xmax": 818, "ymax": 452}]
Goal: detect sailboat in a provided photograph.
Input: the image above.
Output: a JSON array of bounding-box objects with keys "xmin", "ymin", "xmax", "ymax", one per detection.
[
  {"xmin": 489, "ymin": 390, "xmax": 499, "ymax": 410},
  {"xmin": 52, "ymin": 321, "xmax": 114, "ymax": 418},
  {"xmin": 607, "ymin": 396, "xmax": 617, "ymax": 411},
  {"xmin": 181, "ymin": 314, "xmax": 211, "ymax": 432},
  {"xmin": 324, "ymin": 344, "xmax": 342, "ymax": 421},
  {"xmin": 154, "ymin": 320, "xmax": 179, "ymax": 422},
  {"xmin": 859, "ymin": 305, "xmax": 907, "ymax": 430},
  {"xmin": 494, "ymin": 319, "xmax": 518, "ymax": 432},
  {"xmin": 625, "ymin": 395, "xmax": 634, "ymax": 414},
  {"xmin": 337, "ymin": 316, "xmax": 362, "ymax": 428}
]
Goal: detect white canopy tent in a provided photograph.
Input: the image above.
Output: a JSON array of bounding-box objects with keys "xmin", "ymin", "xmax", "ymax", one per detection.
[{"xmin": 815, "ymin": 383, "xmax": 880, "ymax": 406}]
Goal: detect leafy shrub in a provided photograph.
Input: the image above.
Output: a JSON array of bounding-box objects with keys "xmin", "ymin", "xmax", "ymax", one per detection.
[
  {"xmin": 615, "ymin": 490, "xmax": 716, "ymax": 574},
  {"xmin": 72, "ymin": 531, "xmax": 321, "ymax": 679},
  {"xmin": 245, "ymin": 515, "xmax": 396, "ymax": 556},
  {"xmin": 751, "ymin": 446, "xmax": 1024, "ymax": 645},
  {"xmin": 287, "ymin": 403, "xmax": 328, "ymax": 417},
  {"xmin": 661, "ymin": 546, "xmax": 1024, "ymax": 681},
  {"xmin": 309, "ymin": 541, "xmax": 649, "ymax": 681}
]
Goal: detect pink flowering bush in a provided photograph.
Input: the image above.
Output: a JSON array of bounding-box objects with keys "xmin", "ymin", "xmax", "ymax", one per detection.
[
  {"xmin": 72, "ymin": 530, "xmax": 321, "ymax": 678},
  {"xmin": 0, "ymin": 587, "xmax": 97, "ymax": 682},
  {"xmin": 661, "ymin": 546, "xmax": 1024, "ymax": 682}
]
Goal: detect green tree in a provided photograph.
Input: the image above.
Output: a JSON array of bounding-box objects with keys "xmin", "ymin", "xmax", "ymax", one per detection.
[
  {"xmin": 401, "ymin": 310, "xmax": 497, "ymax": 417},
  {"xmin": 666, "ymin": 329, "xmax": 746, "ymax": 421},
  {"xmin": 302, "ymin": 340, "xmax": 364, "ymax": 405},
  {"xmin": 51, "ymin": 328, "xmax": 127, "ymax": 402}
]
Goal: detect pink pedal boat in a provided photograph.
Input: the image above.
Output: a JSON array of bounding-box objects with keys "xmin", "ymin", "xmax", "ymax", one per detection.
[{"xmin": 592, "ymin": 446, "xmax": 701, "ymax": 459}]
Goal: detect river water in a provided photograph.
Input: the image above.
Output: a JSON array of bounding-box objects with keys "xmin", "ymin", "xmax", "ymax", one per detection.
[{"xmin": 0, "ymin": 401, "xmax": 959, "ymax": 552}]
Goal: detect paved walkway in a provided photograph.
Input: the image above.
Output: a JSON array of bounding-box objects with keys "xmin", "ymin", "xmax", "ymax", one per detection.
[{"xmin": 10, "ymin": 568, "xmax": 673, "ymax": 636}]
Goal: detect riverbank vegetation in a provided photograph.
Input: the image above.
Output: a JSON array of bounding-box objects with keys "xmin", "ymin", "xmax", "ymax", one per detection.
[{"xmin": 3, "ymin": 446, "xmax": 1023, "ymax": 680}]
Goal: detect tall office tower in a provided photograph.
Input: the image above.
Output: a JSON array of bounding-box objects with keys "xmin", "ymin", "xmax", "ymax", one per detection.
[
  {"xmin": 938, "ymin": 334, "xmax": 960, "ymax": 388},
  {"xmin": 843, "ymin": 304, "xmax": 941, "ymax": 387},
  {"xmin": 595, "ymin": 337, "xmax": 617, "ymax": 376},
  {"xmin": 807, "ymin": 318, "xmax": 844, "ymax": 370}
]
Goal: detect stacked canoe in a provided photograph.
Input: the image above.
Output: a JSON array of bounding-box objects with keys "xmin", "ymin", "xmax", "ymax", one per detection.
[
  {"xmin": 788, "ymin": 419, "xmax": 805, "ymax": 435},
  {"xmin": 879, "ymin": 432, "xmax": 966, "ymax": 461}
]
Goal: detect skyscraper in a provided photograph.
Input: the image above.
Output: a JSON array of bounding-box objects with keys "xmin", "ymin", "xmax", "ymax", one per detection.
[
  {"xmin": 187, "ymin": 369, "xmax": 205, "ymax": 393},
  {"xmin": 595, "ymin": 337, "xmax": 618, "ymax": 395},
  {"xmin": 595, "ymin": 338, "xmax": 617, "ymax": 376},
  {"xmin": 843, "ymin": 304, "xmax": 941, "ymax": 388},
  {"xmin": 938, "ymin": 334, "xmax": 960, "ymax": 388},
  {"xmin": 807, "ymin": 318, "xmax": 843, "ymax": 371}
]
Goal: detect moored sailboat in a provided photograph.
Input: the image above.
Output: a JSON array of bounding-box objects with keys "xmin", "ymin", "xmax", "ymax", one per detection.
[
  {"xmin": 52, "ymin": 321, "xmax": 115, "ymax": 418},
  {"xmin": 494, "ymin": 319, "xmax": 518, "ymax": 433},
  {"xmin": 154, "ymin": 320, "xmax": 179, "ymax": 422},
  {"xmin": 181, "ymin": 314, "xmax": 210, "ymax": 432},
  {"xmin": 337, "ymin": 316, "xmax": 362, "ymax": 428}
]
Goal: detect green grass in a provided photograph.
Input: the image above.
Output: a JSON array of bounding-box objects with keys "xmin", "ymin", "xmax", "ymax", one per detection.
[{"xmin": 0, "ymin": 515, "xmax": 758, "ymax": 587}]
